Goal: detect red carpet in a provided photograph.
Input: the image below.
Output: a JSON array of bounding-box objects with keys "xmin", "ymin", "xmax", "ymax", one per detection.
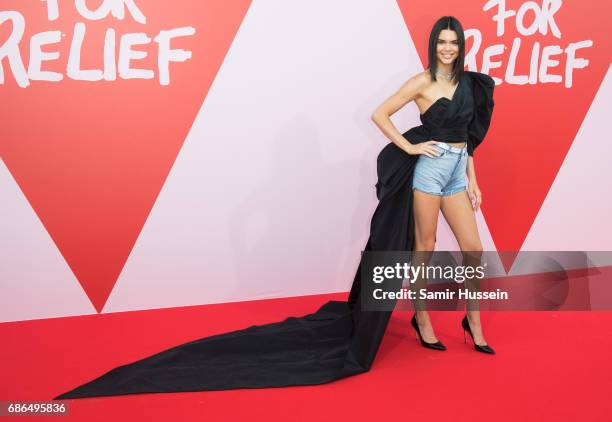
[{"xmin": 1, "ymin": 293, "xmax": 611, "ymax": 421}]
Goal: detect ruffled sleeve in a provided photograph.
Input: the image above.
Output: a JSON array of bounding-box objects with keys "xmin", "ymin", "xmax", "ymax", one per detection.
[{"xmin": 466, "ymin": 71, "xmax": 495, "ymax": 156}]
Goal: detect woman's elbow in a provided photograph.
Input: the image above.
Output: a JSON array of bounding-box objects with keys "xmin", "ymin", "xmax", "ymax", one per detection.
[{"xmin": 371, "ymin": 109, "xmax": 384, "ymax": 124}]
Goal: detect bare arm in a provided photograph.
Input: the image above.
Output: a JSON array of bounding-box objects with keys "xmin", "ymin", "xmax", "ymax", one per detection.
[
  {"xmin": 466, "ymin": 157, "xmax": 482, "ymax": 211},
  {"xmin": 370, "ymin": 72, "xmax": 439, "ymax": 158},
  {"xmin": 466, "ymin": 157, "xmax": 477, "ymax": 184}
]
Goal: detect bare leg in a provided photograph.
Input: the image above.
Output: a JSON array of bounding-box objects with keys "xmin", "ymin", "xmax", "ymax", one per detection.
[
  {"xmin": 411, "ymin": 189, "xmax": 441, "ymax": 343},
  {"xmin": 440, "ymin": 191, "xmax": 488, "ymax": 346}
]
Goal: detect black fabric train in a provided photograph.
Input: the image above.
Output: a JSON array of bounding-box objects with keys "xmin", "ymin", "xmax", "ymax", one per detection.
[{"xmin": 55, "ymin": 71, "xmax": 494, "ymax": 399}]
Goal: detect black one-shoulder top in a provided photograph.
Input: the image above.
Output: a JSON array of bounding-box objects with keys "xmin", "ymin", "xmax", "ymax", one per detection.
[{"xmin": 402, "ymin": 70, "xmax": 495, "ymax": 156}]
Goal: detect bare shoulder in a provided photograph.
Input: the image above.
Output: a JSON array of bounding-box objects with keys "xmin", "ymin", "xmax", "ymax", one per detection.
[
  {"xmin": 396, "ymin": 70, "xmax": 431, "ymax": 100},
  {"xmin": 408, "ymin": 70, "xmax": 431, "ymax": 89},
  {"xmin": 372, "ymin": 70, "xmax": 433, "ymax": 117}
]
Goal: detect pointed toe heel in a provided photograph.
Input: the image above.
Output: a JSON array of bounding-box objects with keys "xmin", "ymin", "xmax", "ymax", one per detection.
[
  {"xmin": 462, "ymin": 315, "xmax": 495, "ymax": 354},
  {"xmin": 411, "ymin": 314, "xmax": 447, "ymax": 351}
]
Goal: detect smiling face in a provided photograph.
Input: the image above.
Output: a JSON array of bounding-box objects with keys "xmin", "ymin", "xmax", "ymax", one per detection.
[{"xmin": 436, "ymin": 29, "xmax": 459, "ymax": 67}]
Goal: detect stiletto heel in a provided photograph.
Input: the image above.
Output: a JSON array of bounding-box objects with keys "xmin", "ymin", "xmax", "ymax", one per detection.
[
  {"xmin": 411, "ymin": 314, "xmax": 446, "ymax": 351},
  {"xmin": 461, "ymin": 315, "xmax": 495, "ymax": 354}
]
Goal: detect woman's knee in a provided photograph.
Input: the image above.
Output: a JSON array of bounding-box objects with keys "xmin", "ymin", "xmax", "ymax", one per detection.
[
  {"xmin": 415, "ymin": 238, "xmax": 436, "ymax": 251},
  {"xmin": 461, "ymin": 241, "xmax": 483, "ymax": 253}
]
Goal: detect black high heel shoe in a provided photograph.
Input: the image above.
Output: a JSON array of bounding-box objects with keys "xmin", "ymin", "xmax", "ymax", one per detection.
[
  {"xmin": 411, "ymin": 314, "xmax": 446, "ymax": 351},
  {"xmin": 462, "ymin": 315, "xmax": 495, "ymax": 354}
]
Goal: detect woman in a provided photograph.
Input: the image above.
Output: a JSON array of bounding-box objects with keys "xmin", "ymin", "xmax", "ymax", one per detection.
[
  {"xmin": 55, "ymin": 16, "xmax": 495, "ymax": 400},
  {"xmin": 370, "ymin": 16, "xmax": 495, "ymax": 354}
]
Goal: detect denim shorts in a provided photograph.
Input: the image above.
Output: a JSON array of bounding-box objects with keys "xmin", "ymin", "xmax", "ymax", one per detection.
[{"xmin": 412, "ymin": 142, "xmax": 468, "ymax": 196}]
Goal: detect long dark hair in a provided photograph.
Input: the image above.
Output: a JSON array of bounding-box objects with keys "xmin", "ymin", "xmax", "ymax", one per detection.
[{"xmin": 427, "ymin": 16, "xmax": 465, "ymax": 83}]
